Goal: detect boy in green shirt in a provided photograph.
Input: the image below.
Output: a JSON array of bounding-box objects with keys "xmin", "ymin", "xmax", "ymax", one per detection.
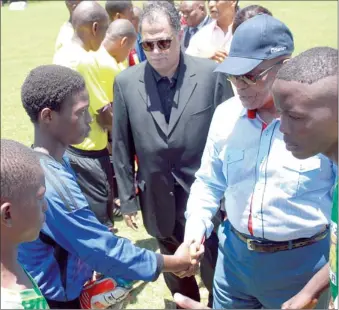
[
  {"xmin": 272, "ymin": 47, "xmax": 338, "ymax": 309},
  {"xmin": 1, "ymin": 139, "xmax": 49, "ymax": 309}
]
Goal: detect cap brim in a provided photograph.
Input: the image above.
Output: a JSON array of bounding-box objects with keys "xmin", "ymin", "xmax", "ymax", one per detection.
[{"xmin": 214, "ymin": 57, "xmax": 263, "ymax": 75}]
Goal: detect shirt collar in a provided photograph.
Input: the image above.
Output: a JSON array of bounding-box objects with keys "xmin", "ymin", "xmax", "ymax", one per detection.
[
  {"xmin": 152, "ymin": 53, "xmax": 182, "ymax": 83},
  {"xmin": 192, "ymin": 15, "xmax": 209, "ymax": 32},
  {"xmin": 213, "ymin": 21, "xmax": 233, "ymax": 34}
]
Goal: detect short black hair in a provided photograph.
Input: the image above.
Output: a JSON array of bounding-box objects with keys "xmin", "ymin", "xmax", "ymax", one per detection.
[
  {"xmin": 105, "ymin": 19, "xmax": 137, "ymax": 41},
  {"xmin": 140, "ymin": 1, "xmax": 181, "ymax": 34},
  {"xmin": 21, "ymin": 65, "xmax": 85, "ymax": 123},
  {"xmin": 105, "ymin": 0, "xmax": 132, "ymax": 17},
  {"xmin": 1, "ymin": 139, "xmax": 42, "ymax": 203},
  {"xmin": 232, "ymin": 5, "xmax": 272, "ymax": 34},
  {"xmin": 276, "ymin": 47, "xmax": 338, "ymax": 84}
]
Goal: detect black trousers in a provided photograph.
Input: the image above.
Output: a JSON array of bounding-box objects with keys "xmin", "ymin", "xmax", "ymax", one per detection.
[
  {"xmin": 46, "ymin": 298, "xmax": 81, "ymax": 309},
  {"xmin": 156, "ymin": 185, "xmax": 219, "ymax": 308},
  {"xmin": 66, "ymin": 146, "xmax": 114, "ymax": 226}
]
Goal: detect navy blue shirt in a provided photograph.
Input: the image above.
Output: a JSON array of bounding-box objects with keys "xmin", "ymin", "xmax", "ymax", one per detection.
[{"xmin": 18, "ymin": 153, "xmax": 163, "ymax": 302}]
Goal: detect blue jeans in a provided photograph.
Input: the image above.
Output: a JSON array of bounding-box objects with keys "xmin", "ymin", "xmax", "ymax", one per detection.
[{"xmin": 213, "ymin": 220, "xmax": 330, "ymax": 309}]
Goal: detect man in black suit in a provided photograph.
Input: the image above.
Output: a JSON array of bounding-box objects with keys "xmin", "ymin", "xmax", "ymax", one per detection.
[
  {"xmin": 112, "ymin": 1, "xmax": 234, "ymax": 307},
  {"xmin": 179, "ymin": 0, "xmax": 212, "ymax": 52}
]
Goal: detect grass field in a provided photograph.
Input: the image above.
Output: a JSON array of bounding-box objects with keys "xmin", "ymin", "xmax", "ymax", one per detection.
[{"xmin": 1, "ymin": 1, "xmax": 337, "ymax": 309}]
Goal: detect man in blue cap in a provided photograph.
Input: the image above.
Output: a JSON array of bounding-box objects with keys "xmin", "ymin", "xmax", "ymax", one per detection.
[{"xmin": 181, "ymin": 14, "xmax": 336, "ymax": 308}]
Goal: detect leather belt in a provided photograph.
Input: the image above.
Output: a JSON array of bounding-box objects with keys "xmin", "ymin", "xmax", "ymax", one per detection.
[{"xmin": 231, "ymin": 226, "xmax": 329, "ymax": 253}]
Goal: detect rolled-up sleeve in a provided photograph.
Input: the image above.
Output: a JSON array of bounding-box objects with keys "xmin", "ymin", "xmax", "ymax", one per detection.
[{"xmin": 184, "ymin": 106, "xmax": 227, "ymax": 243}]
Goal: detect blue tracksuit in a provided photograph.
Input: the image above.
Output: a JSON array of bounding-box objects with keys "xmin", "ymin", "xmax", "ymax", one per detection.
[{"xmin": 18, "ymin": 154, "xmax": 163, "ymax": 302}]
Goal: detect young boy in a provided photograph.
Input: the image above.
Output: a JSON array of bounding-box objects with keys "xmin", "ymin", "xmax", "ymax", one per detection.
[
  {"xmin": 18, "ymin": 64, "xmax": 198, "ymax": 309},
  {"xmin": 1, "ymin": 139, "xmax": 49, "ymax": 309}
]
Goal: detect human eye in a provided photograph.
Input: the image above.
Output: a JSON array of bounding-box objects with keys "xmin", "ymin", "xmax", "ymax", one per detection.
[{"xmin": 289, "ymin": 114, "xmax": 302, "ymax": 120}]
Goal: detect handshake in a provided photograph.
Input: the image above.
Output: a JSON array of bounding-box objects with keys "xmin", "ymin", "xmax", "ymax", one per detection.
[
  {"xmin": 124, "ymin": 213, "xmax": 206, "ymax": 277},
  {"xmin": 162, "ymin": 239, "xmax": 205, "ymax": 278}
]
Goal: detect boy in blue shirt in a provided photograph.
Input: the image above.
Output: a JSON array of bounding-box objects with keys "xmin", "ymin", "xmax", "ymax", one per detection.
[{"xmin": 18, "ymin": 65, "xmax": 196, "ymax": 309}]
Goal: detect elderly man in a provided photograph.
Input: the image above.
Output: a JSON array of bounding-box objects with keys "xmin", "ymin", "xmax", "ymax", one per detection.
[
  {"xmin": 183, "ymin": 15, "xmax": 336, "ymax": 309},
  {"xmin": 272, "ymin": 47, "xmax": 338, "ymax": 310},
  {"xmin": 186, "ymin": 0, "xmax": 238, "ymax": 63},
  {"xmin": 179, "ymin": 1, "xmax": 211, "ymax": 52},
  {"xmin": 112, "ymin": 1, "xmax": 234, "ymax": 306}
]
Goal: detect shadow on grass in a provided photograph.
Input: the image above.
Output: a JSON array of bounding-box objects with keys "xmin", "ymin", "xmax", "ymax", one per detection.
[
  {"xmin": 135, "ymin": 237, "xmax": 159, "ymax": 252},
  {"xmin": 164, "ymin": 298, "xmax": 176, "ymax": 309},
  {"xmin": 122, "ymin": 281, "xmax": 148, "ymax": 307}
]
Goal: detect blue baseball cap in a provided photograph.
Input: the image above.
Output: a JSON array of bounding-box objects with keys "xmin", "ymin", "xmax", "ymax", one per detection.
[{"xmin": 215, "ymin": 14, "xmax": 294, "ymax": 75}]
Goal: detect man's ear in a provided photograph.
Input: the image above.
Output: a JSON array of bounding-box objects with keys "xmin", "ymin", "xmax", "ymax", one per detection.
[
  {"xmin": 92, "ymin": 21, "xmax": 98, "ymax": 35},
  {"xmin": 40, "ymin": 108, "xmax": 54, "ymax": 125},
  {"xmin": 120, "ymin": 36, "xmax": 128, "ymax": 47},
  {"xmin": 0, "ymin": 202, "xmax": 12, "ymax": 227},
  {"xmin": 198, "ymin": 4, "xmax": 205, "ymax": 12},
  {"xmin": 231, "ymin": 0, "xmax": 238, "ymax": 8}
]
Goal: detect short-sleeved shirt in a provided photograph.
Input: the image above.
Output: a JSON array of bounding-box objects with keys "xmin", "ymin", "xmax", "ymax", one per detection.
[
  {"xmin": 93, "ymin": 46, "xmax": 126, "ymax": 103},
  {"xmin": 330, "ymin": 182, "xmax": 338, "ymax": 307},
  {"xmin": 53, "ymin": 43, "xmax": 110, "ymax": 151}
]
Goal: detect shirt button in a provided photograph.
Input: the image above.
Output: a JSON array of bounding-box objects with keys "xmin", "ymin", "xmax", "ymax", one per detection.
[{"xmin": 169, "ymin": 192, "xmax": 174, "ymax": 196}]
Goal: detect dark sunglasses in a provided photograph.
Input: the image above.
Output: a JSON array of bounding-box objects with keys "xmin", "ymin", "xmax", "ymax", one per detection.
[
  {"xmin": 141, "ymin": 38, "xmax": 173, "ymax": 52},
  {"xmin": 227, "ymin": 59, "xmax": 289, "ymax": 85}
]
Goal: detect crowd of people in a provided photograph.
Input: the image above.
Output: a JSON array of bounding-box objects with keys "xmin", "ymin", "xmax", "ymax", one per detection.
[{"xmin": 1, "ymin": 1, "xmax": 338, "ymax": 310}]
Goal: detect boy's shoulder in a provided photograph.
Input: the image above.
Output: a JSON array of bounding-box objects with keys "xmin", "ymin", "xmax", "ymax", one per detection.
[{"xmin": 36, "ymin": 152, "xmax": 88, "ymax": 212}]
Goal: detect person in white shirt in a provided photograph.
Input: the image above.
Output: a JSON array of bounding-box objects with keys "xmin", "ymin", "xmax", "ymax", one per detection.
[
  {"xmin": 185, "ymin": 0, "xmax": 238, "ymax": 63},
  {"xmin": 179, "ymin": 1, "xmax": 212, "ymax": 52}
]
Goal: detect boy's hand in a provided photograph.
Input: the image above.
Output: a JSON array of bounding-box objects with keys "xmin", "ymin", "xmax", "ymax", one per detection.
[{"xmin": 174, "ymin": 241, "xmax": 204, "ymax": 278}]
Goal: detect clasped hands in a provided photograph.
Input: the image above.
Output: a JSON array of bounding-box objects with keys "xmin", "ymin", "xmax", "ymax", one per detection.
[{"xmin": 173, "ymin": 240, "xmax": 205, "ymax": 278}]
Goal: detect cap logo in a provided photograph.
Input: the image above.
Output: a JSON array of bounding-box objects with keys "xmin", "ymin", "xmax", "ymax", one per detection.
[{"xmin": 271, "ymin": 46, "xmax": 287, "ymax": 54}]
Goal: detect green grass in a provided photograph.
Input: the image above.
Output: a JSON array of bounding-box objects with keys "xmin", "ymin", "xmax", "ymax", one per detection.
[{"xmin": 1, "ymin": 1, "xmax": 337, "ymax": 308}]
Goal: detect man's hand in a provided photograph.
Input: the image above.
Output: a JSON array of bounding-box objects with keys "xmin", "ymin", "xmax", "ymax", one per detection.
[
  {"xmin": 210, "ymin": 50, "xmax": 228, "ymax": 63},
  {"xmin": 123, "ymin": 212, "xmax": 139, "ymax": 231},
  {"xmin": 174, "ymin": 293, "xmax": 210, "ymax": 309},
  {"xmin": 281, "ymin": 263, "xmax": 329, "ymax": 309},
  {"xmin": 174, "ymin": 240, "xmax": 205, "ymax": 278},
  {"xmin": 281, "ymin": 291, "xmax": 318, "ymax": 309},
  {"xmin": 96, "ymin": 104, "xmax": 113, "ymax": 131}
]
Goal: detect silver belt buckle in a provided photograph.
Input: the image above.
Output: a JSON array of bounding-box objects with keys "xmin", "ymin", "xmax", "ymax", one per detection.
[{"xmin": 247, "ymin": 239, "xmax": 254, "ymax": 251}]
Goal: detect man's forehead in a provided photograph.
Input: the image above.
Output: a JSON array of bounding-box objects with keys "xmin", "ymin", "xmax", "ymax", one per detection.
[
  {"xmin": 142, "ymin": 19, "xmax": 171, "ymax": 36},
  {"xmin": 273, "ymin": 77, "xmax": 336, "ymax": 110},
  {"xmin": 181, "ymin": 1, "xmax": 195, "ymax": 9}
]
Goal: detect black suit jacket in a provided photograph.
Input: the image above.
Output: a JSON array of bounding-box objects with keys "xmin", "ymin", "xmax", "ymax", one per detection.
[{"xmin": 112, "ymin": 53, "xmax": 234, "ymax": 238}]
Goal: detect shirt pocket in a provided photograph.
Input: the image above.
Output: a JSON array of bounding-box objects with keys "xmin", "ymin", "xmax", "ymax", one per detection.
[
  {"xmin": 282, "ymin": 157, "xmax": 333, "ymax": 198},
  {"xmin": 223, "ymin": 148, "xmax": 245, "ymax": 186}
]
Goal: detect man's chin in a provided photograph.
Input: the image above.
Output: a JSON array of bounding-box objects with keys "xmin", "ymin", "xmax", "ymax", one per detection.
[
  {"xmin": 71, "ymin": 135, "xmax": 87, "ymax": 146},
  {"xmin": 289, "ymin": 148, "xmax": 314, "ymax": 160}
]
